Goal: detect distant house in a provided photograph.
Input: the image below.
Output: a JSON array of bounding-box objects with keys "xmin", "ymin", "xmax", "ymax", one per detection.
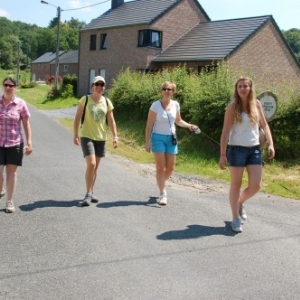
[
  {"xmin": 77, "ymin": 0, "xmax": 300, "ymax": 96},
  {"xmin": 31, "ymin": 51, "xmax": 65, "ymax": 81},
  {"xmin": 50, "ymin": 50, "xmax": 79, "ymax": 77},
  {"xmin": 31, "ymin": 50, "xmax": 78, "ymax": 81}
]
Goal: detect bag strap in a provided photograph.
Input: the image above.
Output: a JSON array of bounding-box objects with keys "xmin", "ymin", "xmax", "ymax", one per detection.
[
  {"xmin": 160, "ymin": 100, "xmax": 175, "ymax": 134},
  {"xmin": 81, "ymin": 95, "xmax": 109, "ymax": 127},
  {"xmin": 80, "ymin": 95, "xmax": 88, "ymax": 126}
]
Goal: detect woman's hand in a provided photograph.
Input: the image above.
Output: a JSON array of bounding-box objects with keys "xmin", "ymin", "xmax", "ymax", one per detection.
[
  {"xmin": 219, "ymin": 156, "xmax": 227, "ymax": 170},
  {"xmin": 24, "ymin": 144, "xmax": 33, "ymax": 155},
  {"xmin": 73, "ymin": 136, "xmax": 80, "ymax": 146},
  {"xmin": 145, "ymin": 142, "xmax": 151, "ymax": 153}
]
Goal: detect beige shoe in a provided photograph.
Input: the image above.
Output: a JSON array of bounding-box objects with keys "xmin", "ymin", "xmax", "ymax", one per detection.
[
  {"xmin": 5, "ymin": 200, "xmax": 15, "ymax": 213},
  {"xmin": 158, "ymin": 193, "xmax": 167, "ymax": 206}
]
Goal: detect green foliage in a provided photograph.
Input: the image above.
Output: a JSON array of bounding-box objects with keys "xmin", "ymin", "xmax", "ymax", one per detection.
[
  {"xmin": 61, "ymin": 84, "xmax": 74, "ymax": 98},
  {"xmin": 108, "ymin": 64, "xmax": 300, "ymax": 161},
  {"xmin": 270, "ymin": 92, "xmax": 300, "ymax": 158},
  {"xmin": 62, "ymin": 74, "xmax": 77, "ymax": 96},
  {"xmin": 283, "ymin": 28, "xmax": 300, "ymax": 61}
]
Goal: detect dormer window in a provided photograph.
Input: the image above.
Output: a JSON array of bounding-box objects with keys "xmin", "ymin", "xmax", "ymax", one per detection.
[{"xmin": 138, "ymin": 30, "xmax": 162, "ymax": 48}]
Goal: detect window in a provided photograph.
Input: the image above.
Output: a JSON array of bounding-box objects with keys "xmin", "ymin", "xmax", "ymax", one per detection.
[
  {"xmin": 90, "ymin": 34, "xmax": 97, "ymax": 50},
  {"xmin": 138, "ymin": 30, "xmax": 162, "ymax": 48},
  {"xmin": 100, "ymin": 34, "xmax": 107, "ymax": 49},
  {"xmin": 63, "ymin": 65, "xmax": 68, "ymax": 72}
]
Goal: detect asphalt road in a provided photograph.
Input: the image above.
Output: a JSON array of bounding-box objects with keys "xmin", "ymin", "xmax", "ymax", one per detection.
[{"xmin": 0, "ymin": 104, "xmax": 299, "ymax": 300}]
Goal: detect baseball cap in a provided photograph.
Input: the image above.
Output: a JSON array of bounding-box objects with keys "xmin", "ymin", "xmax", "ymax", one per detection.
[{"xmin": 93, "ymin": 76, "xmax": 106, "ymax": 84}]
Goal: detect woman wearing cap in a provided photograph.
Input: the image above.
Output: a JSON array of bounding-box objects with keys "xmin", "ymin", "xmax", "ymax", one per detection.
[
  {"xmin": 0, "ymin": 76, "xmax": 33, "ymax": 213},
  {"xmin": 73, "ymin": 76, "xmax": 118, "ymax": 206}
]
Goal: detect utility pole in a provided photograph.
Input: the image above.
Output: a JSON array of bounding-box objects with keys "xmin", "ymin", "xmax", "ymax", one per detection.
[
  {"xmin": 17, "ymin": 41, "xmax": 20, "ymax": 85},
  {"xmin": 41, "ymin": 1, "xmax": 61, "ymax": 90}
]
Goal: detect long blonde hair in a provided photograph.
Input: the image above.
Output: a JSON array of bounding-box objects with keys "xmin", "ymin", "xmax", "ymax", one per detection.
[{"xmin": 233, "ymin": 77, "xmax": 258, "ymax": 124}]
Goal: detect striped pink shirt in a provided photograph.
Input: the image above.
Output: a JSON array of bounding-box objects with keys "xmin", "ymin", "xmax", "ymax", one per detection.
[{"xmin": 0, "ymin": 96, "xmax": 31, "ymax": 147}]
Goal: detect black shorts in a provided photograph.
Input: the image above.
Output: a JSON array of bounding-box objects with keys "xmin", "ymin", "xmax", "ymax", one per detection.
[
  {"xmin": 0, "ymin": 143, "xmax": 24, "ymax": 166},
  {"xmin": 80, "ymin": 137, "xmax": 106, "ymax": 158}
]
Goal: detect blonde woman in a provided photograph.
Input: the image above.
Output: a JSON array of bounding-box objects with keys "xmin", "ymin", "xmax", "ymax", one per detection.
[
  {"xmin": 145, "ymin": 81, "xmax": 199, "ymax": 205},
  {"xmin": 219, "ymin": 77, "xmax": 275, "ymax": 233}
]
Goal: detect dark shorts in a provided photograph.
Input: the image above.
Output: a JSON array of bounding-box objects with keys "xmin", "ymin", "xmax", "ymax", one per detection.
[
  {"xmin": 0, "ymin": 143, "xmax": 24, "ymax": 166},
  {"xmin": 80, "ymin": 137, "xmax": 106, "ymax": 158},
  {"xmin": 151, "ymin": 132, "xmax": 178, "ymax": 154},
  {"xmin": 227, "ymin": 145, "xmax": 262, "ymax": 167}
]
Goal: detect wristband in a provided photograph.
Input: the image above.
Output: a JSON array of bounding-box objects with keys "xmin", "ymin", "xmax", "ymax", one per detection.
[{"xmin": 113, "ymin": 137, "xmax": 119, "ymax": 140}]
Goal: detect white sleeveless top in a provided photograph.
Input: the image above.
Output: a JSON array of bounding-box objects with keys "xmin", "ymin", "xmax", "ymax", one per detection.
[{"xmin": 228, "ymin": 112, "xmax": 260, "ymax": 147}]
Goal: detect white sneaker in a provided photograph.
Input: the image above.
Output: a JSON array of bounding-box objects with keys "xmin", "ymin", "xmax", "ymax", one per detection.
[
  {"xmin": 5, "ymin": 200, "xmax": 15, "ymax": 213},
  {"xmin": 158, "ymin": 193, "xmax": 167, "ymax": 206},
  {"xmin": 239, "ymin": 204, "xmax": 247, "ymax": 220},
  {"xmin": 231, "ymin": 218, "xmax": 242, "ymax": 233}
]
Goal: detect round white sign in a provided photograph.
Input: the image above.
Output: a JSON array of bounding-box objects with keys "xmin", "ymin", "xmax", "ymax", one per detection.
[{"xmin": 257, "ymin": 91, "xmax": 277, "ymax": 122}]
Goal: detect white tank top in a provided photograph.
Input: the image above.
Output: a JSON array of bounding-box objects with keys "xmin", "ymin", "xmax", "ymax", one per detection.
[{"xmin": 229, "ymin": 112, "xmax": 260, "ymax": 147}]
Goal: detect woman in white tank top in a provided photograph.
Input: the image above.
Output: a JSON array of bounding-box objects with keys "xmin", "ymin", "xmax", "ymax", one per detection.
[{"xmin": 219, "ymin": 77, "xmax": 275, "ymax": 233}]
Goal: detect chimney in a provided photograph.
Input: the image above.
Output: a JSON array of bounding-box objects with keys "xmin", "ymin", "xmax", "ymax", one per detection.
[{"xmin": 112, "ymin": 0, "xmax": 124, "ymax": 9}]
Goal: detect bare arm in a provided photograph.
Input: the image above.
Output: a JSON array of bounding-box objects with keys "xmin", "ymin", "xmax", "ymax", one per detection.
[
  {"xmin": 219, "ymin": 103, "xmax": 234, "ymax": 169},
  {"xmin": 145, "ymin": 110, "xmax": 156, "ymax": 153},
  {"xmin": 107, "ymin": 110, "xmax": 118, "ymax": 148},
  {"xmin": 22, "ymin": 117, "xmax": 33, "ymax": 155},
  {"xmin": 73, "ymin": 104, "xmax": 84, "ymax": 145},
  {"xmin": 175, "ymin": 111, "xmax": 199, "ymax": 131}
]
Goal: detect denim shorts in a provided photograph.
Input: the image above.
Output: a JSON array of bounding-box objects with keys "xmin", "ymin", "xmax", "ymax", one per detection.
[
  {"xmin": 227, "ymin": 145, "xmax": 262, "ymax": 167},
  {"xmin": 151, "ymin": 132, "xmax": 178, "ymax": 154}
]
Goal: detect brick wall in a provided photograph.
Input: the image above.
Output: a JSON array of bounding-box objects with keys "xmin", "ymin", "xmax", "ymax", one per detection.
[
  {"xmin": 31, "ymin": 63, "xmax": 52, "ymax": 81},
  {"xmin": 228, "ymin": 21, "xmax": 300, "ymax": 91},
  {"xmin": 78, "ymin": 0, "xmax": 208, "ymax": 96}
]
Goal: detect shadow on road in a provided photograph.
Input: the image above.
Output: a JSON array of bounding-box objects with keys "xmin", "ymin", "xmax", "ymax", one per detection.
[
  {"xmin": 98, "ymin": 196, "xmax": 159, "ymax": 208},
  {"xmin": 156, "ymin": 222, "xmax": 236, "ymax": 240},
  {"xmin": 19, "ymin": 200, "xmax": 81, "ymax": 211}
]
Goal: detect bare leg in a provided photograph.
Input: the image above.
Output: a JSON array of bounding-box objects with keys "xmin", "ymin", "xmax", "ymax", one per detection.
[
  {"xmin": 0, "ymin": 165, "xmax": 4, "ymax": 194},
  {"xmin": 90, "ymin": 156, "xmax": 101, "ymax": 192},
  {"xmin": 229, "ymin": 166, "xmax": 244, "ymax": 219},
  {"xmin": 5, "ymin": 164, "xmax": 18, "ymax": 201},
  {"xmin": 238, "ymin": 165, "xmax": 262, "ymax": 205},
  {"xmin": 85, "ymin": 154, "xmax": 97, "ymax": 194},
  {"xmin": 154, "ymin": 152, "xmax": 166, "ymax": 194},
  {"xmin": 164, "ymin": 154, "xmax": 176, "ymax": 181}
]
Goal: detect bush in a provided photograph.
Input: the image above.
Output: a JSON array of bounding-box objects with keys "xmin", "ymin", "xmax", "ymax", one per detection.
[{"xmin": 107, "ymin": 64, "xmax": 299, "ymax": 160}]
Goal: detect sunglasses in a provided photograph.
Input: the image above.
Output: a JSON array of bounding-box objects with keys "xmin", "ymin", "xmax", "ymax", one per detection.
[
  {"xmin": 162, "ymin": 88, "xmax": 173, "ymax": 91},
  {"xmin": 4, "ymin": 84, "xmax": 16, "ymax": 88},
  {"xmin": 94, "ymin": 82, "xmax": 105, "ymax": 87}
]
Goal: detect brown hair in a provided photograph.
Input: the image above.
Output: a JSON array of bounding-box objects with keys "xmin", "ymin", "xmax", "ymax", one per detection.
[
  {"xmin": 3, "ymin": 76, "xmax": 17, "ymax": 86},
  {"xmin": 233, "ymin": 77, "xmax": 258, "ymax": 124}
]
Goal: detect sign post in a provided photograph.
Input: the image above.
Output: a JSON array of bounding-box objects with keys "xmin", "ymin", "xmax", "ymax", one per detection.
[{"xmin": 257, "ymin": 91, "xmax": 278, "ymax": 122}]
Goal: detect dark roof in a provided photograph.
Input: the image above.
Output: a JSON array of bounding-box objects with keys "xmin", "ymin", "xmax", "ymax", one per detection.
[
  {"xmin": 54, "ymin": 50, "xmax": 78, "ymax": 64},
  {"xmin": 31, "ymin": 51, "xmax": 65, "ymax": 63},
  {"xmin": 82, "ymin": 0, "xmax": 210, "ymax": 31},
  {"xmin": 153, "ymin": 16, "xmax": 272, "ymax": 62}
]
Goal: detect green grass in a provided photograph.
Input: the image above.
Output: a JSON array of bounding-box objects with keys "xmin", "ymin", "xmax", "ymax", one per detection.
[{"xmin": 9, "ymin": 79, "xmax": 300, "ymax": 200}]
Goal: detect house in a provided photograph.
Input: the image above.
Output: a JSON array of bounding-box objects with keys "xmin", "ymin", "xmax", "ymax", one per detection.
[
  {"xmin": 49, "ymin": 50, "xmax": 79, "ymax": 78},
  {"xmin": 78, "ymin": 0, "xmax": 300, "ymax": 96},
  {"xmin": 31, "ymin": 51, "xmax": 65, "ymax": 81},
  {"xmin": 31, "ymin": 50, "xmax": 78, "ymax": 81}
]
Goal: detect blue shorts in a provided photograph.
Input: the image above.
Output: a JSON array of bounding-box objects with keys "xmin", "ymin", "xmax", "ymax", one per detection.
[
  {"xmin": 151, "ymin": 132, "xmax": 178, "ymax": 154},
  {"xmin": 227, "ymin": 145, "xmax": 262, "ymax": 167}
]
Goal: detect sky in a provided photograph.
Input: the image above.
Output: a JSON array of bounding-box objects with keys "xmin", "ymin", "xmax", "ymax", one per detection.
[{"xmin": 0, "ymin": 0, "xmax": 299, "ymax": 31}]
